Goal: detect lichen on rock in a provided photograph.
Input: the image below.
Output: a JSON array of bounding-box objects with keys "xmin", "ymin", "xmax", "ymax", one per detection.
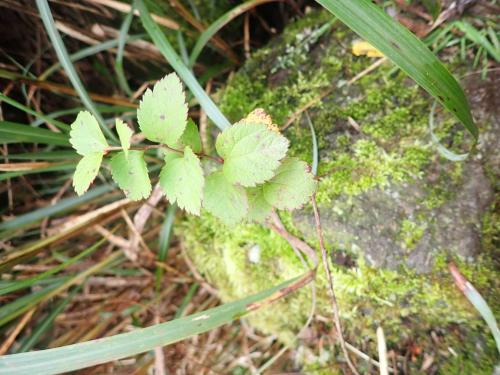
[{"xmin": 181, "ymin": 9, "xmax": 499, "ymax": 372}]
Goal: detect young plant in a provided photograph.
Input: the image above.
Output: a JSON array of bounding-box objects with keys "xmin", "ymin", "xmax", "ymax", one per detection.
[{"xmin": 69, "ymin": 73, "xmax": 317, "ymax": 225}]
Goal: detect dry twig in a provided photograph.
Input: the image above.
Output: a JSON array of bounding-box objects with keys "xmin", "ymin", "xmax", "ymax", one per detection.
[{"xmin": 311, "ymin": 195, "xmax": 359, "ymax": 375}]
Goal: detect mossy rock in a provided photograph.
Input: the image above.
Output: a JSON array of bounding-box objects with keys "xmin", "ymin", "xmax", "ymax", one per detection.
[{"xmin": 181, "ymin": 10, "xmax": 499, "ymax": 373}]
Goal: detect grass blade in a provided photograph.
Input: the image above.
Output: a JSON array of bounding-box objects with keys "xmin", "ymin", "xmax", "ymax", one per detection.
[
  {"xmin": 135, "ymin": 0, "xmax": 231, "ymax": 131},
  {"xmin": 15, "ymin": 287, "xmax": 81, "ymax": 353},
  {"xmin": 173, "ymin": 283, "xmax": 199, "ymax": 319},
  {"xmin": 6, "ymin": 151, "xmax": 78, "ymax": 161},
  {"xmin": 155, "ymin": 203, "xmax": 177, "ymax": 291},
  {"xmin": 454, "ymin": 21, "xmax": 500, "ymax": 62},
  {"xmin": 0, "ymin": 281, "xmax": 66, "ymax": 327},
  {"xmin": 35, "ymin": 0, "xmax": 118, "ymax": 142},
  {"xmin": 40, "ymin": 36, "xmax": 144, "ymax": 81},
  {"xmin": 429, "ymin": 101, "xmax": 468, "ymax": 161},
  {"xmin": 188, "ymin": 0, "xmax": 279, "ymax": 67},
  {"xmin": 0, "ymin": 237, "xmax": 106, "ymax": 296},
  {"xmin": 304, "ymin": 112, "xmax": 318, "ymax": 175},
  {"xmin": 115, "ymin": 8, "xmax": 135, "ymax": 96},
  {"xmin": 0, "ymin": 163, "xmax": 75, "ymax": 182},
  {"xmin": 0, "ymin": 93, "xmax": 69, "ymax": 132},
  {"xmin": 449, "ymin": 263, "xmax": 500, "ymax": 355},
  {"xmin": 0, "ymin": 185, "xmax": 112, "ymax": 234},
  {"xmin": 316, "ymin": 0, "xmax": 478, "ymax": 139},
  {"xmin": 0, "ymin": 251, "xmax": 121, "ymax": 327},
  {"xmin": 0, "ymin": 273, "xmax": 309, "ymax": 375},
  {"xmin": 0, "ymin": 121, "xmax": 69, "ymax": 146}
]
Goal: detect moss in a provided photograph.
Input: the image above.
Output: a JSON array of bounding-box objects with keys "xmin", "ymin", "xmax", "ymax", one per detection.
[
  {"xmin": 400, "ymin": 220, "xmax": 427, "ymax": 250},
  {"xmin": 183, "ymin": 9, "xmax": 499, "ymax": 372},
  {"xmin": 179, "ymin": 213, "xmax": 317, "ymax": 344},
  {"xmin": 181, "ymin": 211, "xmax": 499, "ymax": 371}
]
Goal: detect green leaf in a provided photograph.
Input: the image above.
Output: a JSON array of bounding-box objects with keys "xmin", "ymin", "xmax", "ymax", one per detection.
[
  {"xmin": 216, "ymin": 123, "xmax": 289, "ymax": 187},
  {"xmin": 180, "ymin": 118, "xmax": 202, "ymax": 153},
  {"xmin": 159, "ymin": 147, "xmax": 204, "ymax": 215},
  {"xmin": 135, "ymin": 0, "xmax": 231, "ymax": 131},
  {"xmin": 69, "ymin": 111, "xmax": 108, "ymax": 155},
  {"xmin": 73, "ymin": 153, "xmax": 103, "ymax": 196},
  {"xmin": 247, "ymin": 187, "xmax": 272, "ymax": 223},
  {"xmin": 316, "ymin": 0, "xmax": 478, "ymax": 139},
  {"xmin": 115, "ymin": 119, "xmax": 133, "ymax": 158},
  {"xmin": 137, "ymin": 73, "xmax": 188, "ymax": 146},
  {"xmin": 110, "ymin": 150, "xmax": 151, "ymax": 200},
  {"xmin": 203, "ymin": 171, "xmax": 248, "ymax": 225},
  {"xmin": 0, "ymin": 274, "xmax": 305, "ymax": 375},
  {"xmin": 263, "ymin": 158, "xmax": 317, "ymax": 210}
]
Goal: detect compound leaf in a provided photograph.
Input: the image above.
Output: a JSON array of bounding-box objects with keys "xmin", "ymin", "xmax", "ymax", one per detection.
[
  {"xmin": 216, "ymin": 123, "xmax": 289, "ymax": 187},
  {"xmin": 180, "ymin": 118, "xmax": 202, "ymax": 153},
  {"xmin": 263, "ymin": 158, "xmax": 316, "ymax": 210},
  {"xmin": 115, "ymin": 119, "xmax": 133, "ymax": 158},
  {"xmin": 247, "ymin": 187, "xmax": 272, "ymax": 223},
  {"xmin": 137, "ymin": 73, "xmax": 188, "ymax": 146},
  {"xmin": 70, "ymin": 111, "xmax": 108, "ymax": 155},
  {"xmin": 204, "ymin": 171, "xmax": 248, "ymax": 225},
  {"xmin": 73, "ymin": 152, "xmax": 103, "ymax": 196},
  {"xmin": 110, "ymin": 150, "xmax": 151, "ymax": 200},
  {"xmin": 160, "ymin": 146, "xmax": 204, "ymax": 215}
]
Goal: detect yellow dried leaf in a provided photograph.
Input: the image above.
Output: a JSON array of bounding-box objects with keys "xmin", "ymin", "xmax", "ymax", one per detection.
[
  {"xmin": 238, "ymin": 108, "xmax": 280, "ymax": 133},
  {"xmin": 352, "ymin": 40, "xmax": 384, "ymax": 57}
]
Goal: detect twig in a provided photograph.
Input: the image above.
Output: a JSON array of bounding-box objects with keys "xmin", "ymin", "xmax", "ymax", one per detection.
[
  {"xmin": 267, "ymin": 213, "xmax": 318, "ymax": 266},
  {"xmin": 105, "ymin": 144, "xmax": 223, "ymax": 164},
  {"xmin": 311, "ymin": 194, "xmax": 359, "ymax": 375},
  {"xmin": 199, "ymin": 79, "xmax": 212, "ymax": 152},
  {"xmin": 130, "ymin": 184, "xmax": 164, "ymax": 251},
  {"xmin": 85, "ymin": 0, "xmax": 180, "ymax": 30},
  {"xmin": 0, "ymin": 308, "xmax": 36, "ymax": 355},
  {"xmin": 345, "ymin": 57, "xmax": 387, "ymax": 86},
  {"xmin": 244, "ymin": 13, "xmax": 251, "ymax": 59},
  {"xmin": 181, "ymin": 246, "xmax": 220, "ymax": 296},
  {"xmin": 264, "ymin": 211, "xmax": 317, "ymax": 372},
  {"xmin": 345, "ymin": 341, "xmax": 394, "ymax": 373},
  {"xmin": 120, "ymin": 208, "xmax": 155, "ymax": 260},
  {"xmin": 153, "ymin": 313, "xmax": 167, "ymax": 375},
  {"xmin": 377, "ymin": 327, "xmax": 389, "ymax": 375}
]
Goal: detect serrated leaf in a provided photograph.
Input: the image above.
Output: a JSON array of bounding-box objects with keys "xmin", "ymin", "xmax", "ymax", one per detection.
[
  {"xmin": 73, "ymin": 153, "xmax": 103, "ymax": 196},
  {"xmin": 247, "ymin": 187, "xmax": 272, "ymax": 223},
  {"xmin": 160, "ymin": 146, "xmax": 204, "ymax": 215},
  {"xmin": 110, "ymin": 150, "xmax": 151, "ymax": 201},
  {"xmin": 203, "ymin": 171, "xmax": 248, "ymax": 225},
  {"xmin": 115, "ymin": 119, "xmax": 133, "ymax": 158},
  {"xmin": 137, "ymin": 73, "xmax": 188, "ymax": 146},
  {"xmin": 70, "ymin": 111, "xmax": 108, "ymax": 155},
  {"xmin": 263, "ymin": 158, "xmax": 316, "ymax": 210},
  {"xmin": 162, "ymin": 149, "xmax": 181, "ymax": 165},
  {"xmin": 216, "ymin": 123, "xmax": 289, "ymax": 187},
  {"xmin": 180, "ymin": 118, "xmax": 202, "ymax": 153}
]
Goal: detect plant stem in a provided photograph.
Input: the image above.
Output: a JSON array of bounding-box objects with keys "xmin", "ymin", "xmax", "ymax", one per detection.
[
  {"xmin": 311, "ymin": 194, "xmax": 360, "ymax": 375},
  {"xmin": 105, "ymin": 145, "xmax": 223, "ymax": 164}
]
